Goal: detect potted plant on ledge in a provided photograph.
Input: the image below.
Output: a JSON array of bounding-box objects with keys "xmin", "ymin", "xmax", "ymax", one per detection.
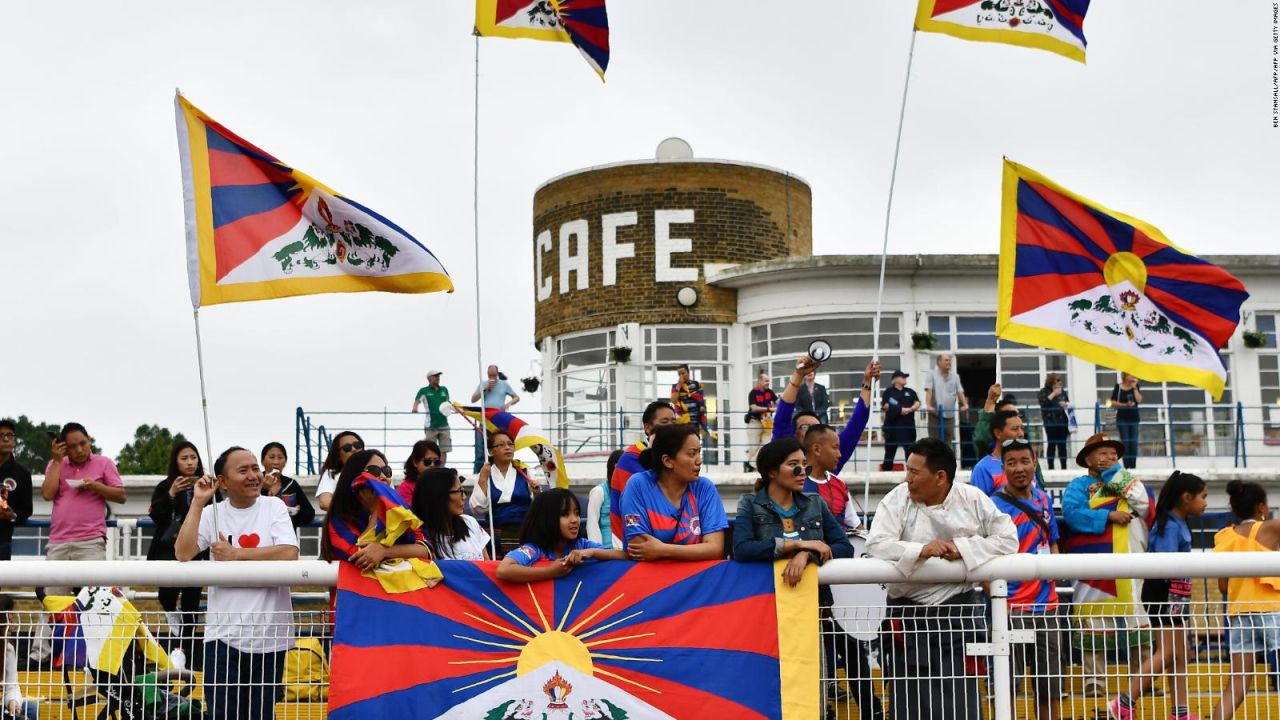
[
  {"xmin": 521, "ymin": 376, "xmax": 541, "ymax": 394},
  {"xmin": 911, "ymin": 331, "xmax": 938, "ymax": 352},
  {"xmin": 610, "ymin": 346, "xmax": 633, "ymax": 364},
  {"xmin": 1243, "ymin": 330, "xmax": 1268, "ymax": 349}
]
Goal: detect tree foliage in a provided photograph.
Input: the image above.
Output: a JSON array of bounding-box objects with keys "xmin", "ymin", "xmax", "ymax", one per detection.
[{"xmin": 116, "ymin": 425, "xmax": 187, "ymax": 475}]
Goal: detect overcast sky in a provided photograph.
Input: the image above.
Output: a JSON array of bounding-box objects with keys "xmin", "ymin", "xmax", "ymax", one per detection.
[{"xmin": 1, "ymin": 1, "xmax": 1275, "ymax": 461}]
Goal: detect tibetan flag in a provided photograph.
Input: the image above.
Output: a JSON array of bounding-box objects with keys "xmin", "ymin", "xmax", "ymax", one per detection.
[
  {"xmin": 44, "ymin": 587, "xmax": 171, "ymax": 674},
  {"xmin": 327, "ymin": 471, "xmax": 444, "ymax": 594},
  {"xmin": 475, "ymin": 0, "xmax": 610, "ymax": 79},
  {"xmin": 997, "ymin": 160, "xmax": 1248, "ymax": 399},
  {"xmin": 915, "ymin": 0, "xmax": 1091, "ymax": 63},
  {"xmin": 329, "ymin": 559, "xmax": 818, "ymax": 719},
  {"xmin": 174, "ymin": 93, "xmax": 453, "ymax": 307},
  {"xmin": 453, "ymin": 404, "xmax": 571, "ymax": 489}
]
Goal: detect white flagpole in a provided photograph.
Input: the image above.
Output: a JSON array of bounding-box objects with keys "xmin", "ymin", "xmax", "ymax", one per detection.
[
  {"xmin": 192, "ymin": 308, "xmax": 219, "ymax": 538},
  {"xmin": 472, "ymin": 32, "xmax": 497, "ymax": 559},
  {"xmin": 867, "ymin": 30, "xmax": 919, "ymax": 519}
]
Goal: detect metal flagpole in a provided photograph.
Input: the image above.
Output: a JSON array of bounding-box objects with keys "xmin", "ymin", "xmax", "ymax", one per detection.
[
  {"xmin": 192, "ymin": 308, "xmax": 219, "ymax": 538},
  {"xmin": 867, "ymin": 30, "xmax": 920, "ymax": 518},
  {"xmin": 472, "ymin": 32, "xmax": 497, "ymax": 558}
]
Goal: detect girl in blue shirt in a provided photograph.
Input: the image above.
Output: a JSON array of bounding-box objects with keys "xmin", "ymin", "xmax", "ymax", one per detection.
[
  {"xmin": 496, "ymin": 489, "xmax": 625, "ymax": 582},
  {"xmin": 1108, "ymin": 471, "xmax": 1207, "ymax": 720}
]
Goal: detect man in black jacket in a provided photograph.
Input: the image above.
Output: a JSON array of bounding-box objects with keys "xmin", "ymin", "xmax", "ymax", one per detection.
[
  {"xmin": 794, "ymin": 370, "xmax": 830, "ymax": 424},
  {"xmin": 0, "ymin": 419, "xmax": 34, "ymax": 560}
]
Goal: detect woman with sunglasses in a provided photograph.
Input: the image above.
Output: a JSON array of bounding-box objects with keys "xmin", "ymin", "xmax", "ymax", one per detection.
[
  {"xmin": 397, "ymin": 440, "xmax": 443, "ymax": 506},
  {"xmin": 316, "ymin": 431, "xmax": 364, "ymax": 511},
  {"xmin": 469, "ymin": 431, "xmax": 542, "ymax": 532},
  {"xmin": 733, "ymin": 437, "xmax": 853, "ymax": 584},
  {"xmin": 412, "ymin": 467, "xmax": 492, "ymax": 560},
  {"xmin": 321, "ymin": 449, "xmax": 433, "ymax": 572},
  {"xmin": 260, "ymin": 442, "xmax": 315, "ymax": 529}
]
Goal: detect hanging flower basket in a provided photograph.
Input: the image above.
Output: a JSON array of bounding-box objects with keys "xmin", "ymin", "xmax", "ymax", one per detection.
[
  {"xmin": 610, "ymin": 346, "xmax": 633, "ymax": 363},
  {"xmin": 521, "ymin": 376, "xmax": 541, "ymax": 394},
  {"xmin": 911, "ymin": 332, "xmax": 938, "ymax": 351},
  {"xmin": 1243, "ymin": 330, "xmax": 1268, "ymax": 349}
]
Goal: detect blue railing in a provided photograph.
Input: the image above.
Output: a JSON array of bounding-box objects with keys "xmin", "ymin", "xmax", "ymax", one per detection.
[{"xmin": 294, "ymin": 401, "xmax": 1280, "ymax": 472}]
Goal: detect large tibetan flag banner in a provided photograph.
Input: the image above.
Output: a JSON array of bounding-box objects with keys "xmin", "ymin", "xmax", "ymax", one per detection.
[
  {"xmin": 475, "ymin": 0, "xmax": 610, "ymax": 79},
  {"xmin": 915, "ymin": 0, "xmax": 1091, "ymax": 63},
  {"xmin": 329, "ymin": 559, "xmax": 818, "ymax": 719},
  {"xmin": 997, "ymin": 160, "xmax": 1248, "ymax": 399},
  {"xmin": 452, "ymin": 404, "xmax": 571, "ymax": 489},
  {"xmin": 174, "ymin": 93, "xmax": 453, "ymax": 307}
]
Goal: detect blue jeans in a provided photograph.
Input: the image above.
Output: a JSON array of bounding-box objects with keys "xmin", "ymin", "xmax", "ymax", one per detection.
[
  {"xmin": 203, "ymin": 641, "xmax": 286, "ymax": 720},
  {"xmin": 473, "ymin": 428, "xmax": 485, "ymax": 473},
  {"xmin": 1116, "ymin": 419, "xmax": 1139, "ymax": 469}
]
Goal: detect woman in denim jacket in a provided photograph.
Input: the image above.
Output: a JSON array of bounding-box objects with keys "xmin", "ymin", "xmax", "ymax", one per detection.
[{"xmin": 733, "ymin": 437, "xmax": 853, "ymax": 586}]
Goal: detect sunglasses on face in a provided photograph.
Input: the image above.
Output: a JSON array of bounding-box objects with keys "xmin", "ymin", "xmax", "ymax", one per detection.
[
  {"xmin": 340, "ymin": 442, "xmax": 365, "ymax": 453},
  {"xmin": 448, "ymin": 488, "xmax": 466, "ymax": 496},
  {"xmin": 364, "ymin": 465, "xmax": 393, "ymax": 478},
  {"xmin": 422, "ymin": 457, "xmax": 444, "ymax": 467}
]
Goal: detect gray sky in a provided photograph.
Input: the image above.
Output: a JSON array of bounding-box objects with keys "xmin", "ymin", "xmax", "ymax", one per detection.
[{"xmin": 1, "ymin": 1, "xmax": 1275, "ymax": 460}]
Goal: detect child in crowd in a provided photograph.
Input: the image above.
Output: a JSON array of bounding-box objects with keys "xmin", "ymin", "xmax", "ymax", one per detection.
[
  {"xmin": 1108, "ymin": 471, "xmax": 1207, "ymax": 720},
  {"xmin": 1208, "ymin": 480, "xmax": 1280, "ymax": 720},
  {"xmin": 496, "ymin": 489, "xmax": 625, "ymax": 582}
]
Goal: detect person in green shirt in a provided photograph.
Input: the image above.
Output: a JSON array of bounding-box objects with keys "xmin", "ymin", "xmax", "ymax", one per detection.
[
  {"xmin": 413, "ymin": 370, "xmax": 452, "ymax": 463},
  {"xmin": 973, "ymin": 383, "xmax": 1045, "ymax": 488}
]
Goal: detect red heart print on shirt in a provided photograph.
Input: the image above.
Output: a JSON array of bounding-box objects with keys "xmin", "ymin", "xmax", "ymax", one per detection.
[{"xmin": 238, "ymin": 533, "xmax": 261, "ymax": 549}]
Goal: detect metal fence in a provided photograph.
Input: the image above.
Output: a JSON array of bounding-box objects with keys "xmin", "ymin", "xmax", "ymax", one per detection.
[
  {"xmin": 2, "ymin": 554, "xmax": 1280, "ymax": 719},
  {"xmin": 296, "ymin": 402, "xmax": 1279, "ymax": 476}
]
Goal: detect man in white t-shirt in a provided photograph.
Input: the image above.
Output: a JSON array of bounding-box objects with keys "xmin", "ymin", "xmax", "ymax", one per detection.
[{"xmin": 176, "ymin": 446, "xmax": 298, "ymax": 720}]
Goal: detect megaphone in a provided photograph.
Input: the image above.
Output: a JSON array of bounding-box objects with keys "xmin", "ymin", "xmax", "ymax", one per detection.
[{"xmin": 807, "ymin": 339, "xmax": 833, "ymax": 363}]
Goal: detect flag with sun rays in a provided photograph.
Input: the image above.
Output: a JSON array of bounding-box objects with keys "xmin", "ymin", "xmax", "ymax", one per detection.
[
  {"xmin": 175, "ymin": 93, "xmax": 453, "ymax": 307},
  {"xmin": 328, "ymin": 559, "xmax": 819, "ymax": 719},
  {"xmin": 474, "ymin": 0, "xmax": 610, "ymax": 80},
  {"xmin": 997, "ymin": 159, "xmax": 1248, "ymax": 400}
]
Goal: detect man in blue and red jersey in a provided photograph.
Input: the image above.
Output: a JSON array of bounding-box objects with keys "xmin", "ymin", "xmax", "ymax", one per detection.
[
  {"xmin": 608, "ymin": 400, "xmax": 677, "ymax": 544},
  {"xmin": 991, "ymin": 438, "xmax": 1064, "ymax": 720},
  {"xmin": 969, "ymin": 409, "xmax": 1025, "ymax": 496}
]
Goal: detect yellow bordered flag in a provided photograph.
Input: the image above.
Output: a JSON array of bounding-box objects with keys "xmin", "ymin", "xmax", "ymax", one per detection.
[{"xmin": 915, "ymin": 0, "xmax": 1091, "ymax": 63}]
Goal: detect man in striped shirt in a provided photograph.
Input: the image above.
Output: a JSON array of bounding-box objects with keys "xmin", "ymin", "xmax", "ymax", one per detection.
[{"xmin": 990, "ymin": 438, "xmax": 1064, "ymax": 720}]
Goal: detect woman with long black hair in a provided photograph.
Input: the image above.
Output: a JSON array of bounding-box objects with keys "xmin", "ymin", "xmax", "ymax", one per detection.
[
  {"xmin": 411, "ymin": 467, "xmax": 491, "ymax": 561},
  {"xmin": 315, "ymin": 431, "xmax": 364, "ymax": 511},
  {"xmin": 147, "ymin": 440, "xmax": 207, "ymax": 664}
]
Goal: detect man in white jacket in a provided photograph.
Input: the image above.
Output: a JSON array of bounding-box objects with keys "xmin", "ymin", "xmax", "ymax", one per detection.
[{"xmin": 868, "ymin": 437, "xmax": 1018, "ymax": 720}]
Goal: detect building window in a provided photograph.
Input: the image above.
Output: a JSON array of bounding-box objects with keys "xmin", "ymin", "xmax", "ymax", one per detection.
[
  {"xmin": 1095, "ymin": 363, "xmax": 1235, "ymax": 459},
  {"xmin": 997, "ymin": 353, "xmax": 1069, "ymax": 442},
  {"xmin": 641, "ymin": 326, "xmax": 732, "ymax": 464},
  {"xmin": 555, "ymin": 330, "xmax": 616, "ymax": 456},
  {"xmin": 1256, "ymin": 313, "xmax": 1280, "ymax": 444},
  {"xmin": 750, "ymin": 316, "xmax": 902, "ymax": 428}
]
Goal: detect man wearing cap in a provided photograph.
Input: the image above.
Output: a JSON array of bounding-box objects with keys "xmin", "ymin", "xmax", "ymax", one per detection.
[
  {"xmin": 880, "ymin": 369, "xmax": 920, "ymax": 471},
  {"xmin": 412, "ymin": 370, "xmax": 452, "ymax": 464},
  {"xmin": 1062, "ymin": 432, "xmax": 1156, "ymax": 697}
]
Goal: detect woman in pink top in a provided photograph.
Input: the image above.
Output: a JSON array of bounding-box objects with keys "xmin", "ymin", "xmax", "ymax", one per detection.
[{"xmin": 398, "ymin": 440, "xmax": 442, "ymax": 505}]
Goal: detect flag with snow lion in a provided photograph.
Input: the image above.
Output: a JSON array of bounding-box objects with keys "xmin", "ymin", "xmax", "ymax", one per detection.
[
  {"xmin": 915, "ymin": 0, "xmax": 1091, "ymax": 63},
  {"xmin": 174, "ymin": 93, "xmax": 453, "ymax": 307},
  {"xmin": 328, "ymin": 559, "xmax": 818, "ymax": 719},
  {"xmin": 475, "ymin": 0, "xmax": 610, "ymax": 79},
  {"xmin": 997, "ymin": 159, "xmax": 1248, "ymax": 399}
]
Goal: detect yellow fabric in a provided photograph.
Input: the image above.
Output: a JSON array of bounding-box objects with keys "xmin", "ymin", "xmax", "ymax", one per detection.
[
  {"xmin": 282, "ymin": 638, "xmax": 329, "ymax": 701},
  {"xmin": 474, "ymin": 0, "xmax": 571, "ymax": 42},
  {"xmin": 773, "ymin": 560, "xmax": 819, "ymax": 720},
  {"xmin": 1215, "ymin": 523, "xmax": 1280, "ymax": 614},
  {"xmin": 1071, "ymin": 492, "xmax": 1139, "ymax": 617}
]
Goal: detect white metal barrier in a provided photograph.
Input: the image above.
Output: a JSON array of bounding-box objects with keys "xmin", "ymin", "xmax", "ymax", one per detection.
[{"xmin": 2, "ymin": 554, "xmax": 1280, "ymax": 719}]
